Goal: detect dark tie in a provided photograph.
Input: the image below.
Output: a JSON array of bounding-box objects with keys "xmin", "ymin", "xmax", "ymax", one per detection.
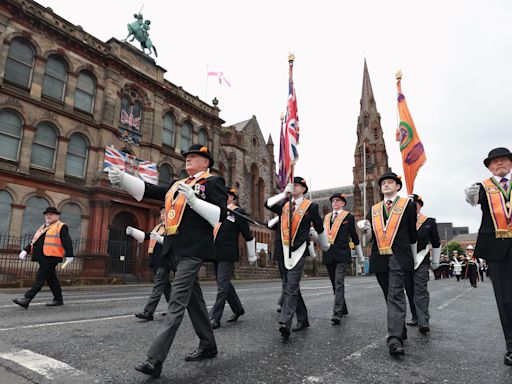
[
  {"xmin": 386, "ymin": 200, "xmax": 393, "ymax": 212},
  {"xmin": 501, "ymin": 177, "xmax": 509, "ymax": 192},
  {"xmin": 332, "ymin": 212, "xmax": 338, "ymax": 224}
]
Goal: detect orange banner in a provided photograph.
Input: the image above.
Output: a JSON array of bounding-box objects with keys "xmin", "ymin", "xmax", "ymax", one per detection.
[{"xmin": 396, "ymin": 71, "xmax": 427, "ymax": 194}]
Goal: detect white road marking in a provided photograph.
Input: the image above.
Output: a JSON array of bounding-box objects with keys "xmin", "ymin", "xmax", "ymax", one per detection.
[
  {"xmin": 342, "ymin": 342, "xmax": 379, "ymax": 361},
  {"xmin": 0, "ymin": 348, "xmax": 83, "ymax": 380},
  {"xmin": 436, "ymin": 287, "xmax": 473, "ymax": 310}
]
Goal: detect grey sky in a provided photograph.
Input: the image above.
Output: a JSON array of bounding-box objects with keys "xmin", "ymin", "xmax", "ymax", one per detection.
[{"xmin": 40, "ymin": 0, "xmax": 512, "ymax": 232}]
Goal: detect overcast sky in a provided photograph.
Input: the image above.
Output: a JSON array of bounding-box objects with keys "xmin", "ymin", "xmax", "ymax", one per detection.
[{"xmin": 40, "ymin": 0, "xmax": 511, "ymax": 232}]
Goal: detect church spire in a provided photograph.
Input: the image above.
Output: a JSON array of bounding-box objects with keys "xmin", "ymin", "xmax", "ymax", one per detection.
[{"xmin": 360, "ymin": 59, "xmax": 377, "ymax": 116}]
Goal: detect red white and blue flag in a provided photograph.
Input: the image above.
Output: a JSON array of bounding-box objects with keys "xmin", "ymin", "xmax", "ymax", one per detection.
[
  {"xmin": 103, "ymin": 146, "xmax": 158, "ymax": 185},
  {"xmin": 278, "ymin": 58, "xmax": 299, "ymax": 189},
  {"xmin": 120, "ymin": 110, "xmax": 141, "ymax": 131}
]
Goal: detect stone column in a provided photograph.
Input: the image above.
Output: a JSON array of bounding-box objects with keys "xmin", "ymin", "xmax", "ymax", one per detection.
[
  {"xmin": 29, "ymin": 56, "xmax": 46, "ymax": 100},
  {"xmin": 63, "ymin": 72, "xmax": 77, "ymax": 112},
  {"xmin": 9, "ymin": 204, "xmax": 25, "ymax": 237},
  {"xmin": 17, "ymin": 125, "xmax": 36, "ymax": 175},
  {"xmin": 54, "ymin": 136, "xmax": 69, "ymax": 181}
]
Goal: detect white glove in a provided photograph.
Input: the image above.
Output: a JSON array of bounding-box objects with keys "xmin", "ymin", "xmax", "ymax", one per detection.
[
  {"xmin": 357, "ymin": 219, "xmax": 371, "ymax": 233},
  {"xmin": 104, "ymin": 167, "xmax": 145, "ymax": 201},
  {"xmin": 464, "ymin": 183, "xmax": 480, "ymax": 206},
  {"xmin": 125, "ymin": 226, "xmax": 133, "ymax": 236},
  {"xmin": 431, "ymin": 247, "xmax": 441, "ymax": 270},
  {"xmin": 65, "ymin": 257, "xmax": 74, "ymax": 263},
  {"xmin": 318, "ymin": 230, "xmax": 330, "ymax": 252},
  {"xmin": 126, "ymin": 226, "xmax": 145, "ymax": 243},
  {"xmin": 177, "ymin": 182, "xmax": 197, "ymax": 205},
  {"xmin": 150, "ymin": 231, "xmax": 164, "ymax": 245},
  {"xmin": 410, "ymin": 242, "xmax": 418, "ymax": 259},
  {"xmin": 308, "ymin": 241, "xmax": 317, "ymax": 258},
  {"xmin": 246, "ymin": 238, "xmax": 256, "ymax": 264},
  {"xmin": 19, "ymin": 250, "xmax": 27, "ymax": 260},
  {"xmin": 309, "ymin": 228, "xmax": 319, "ymax": 241},
  {"xmin": 355, "ymin": 244, "xmax": 364, "ymax": 264},
  {"xmin": 267, "ymin": 216, "xmax": 279, "ymax": 229},
  {"xmin": 284, "ymin": 183, "xmax": 294, "ymax": 195}
]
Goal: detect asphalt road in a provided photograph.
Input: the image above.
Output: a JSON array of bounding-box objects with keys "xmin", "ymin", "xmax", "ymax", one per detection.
[{"xmin": 0, "ymin": 275, "xmax": 511, "ymax": 384}]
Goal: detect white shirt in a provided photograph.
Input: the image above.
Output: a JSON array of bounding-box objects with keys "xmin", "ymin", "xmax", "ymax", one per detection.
[
  {"xmin": 382, "ymin": 193, "xmax": 398, "ymax": 205},
  {"xmin": 493, "ymin": 171, "xmax": 512, "ymax": 186},
  {"xmin": 293, "ymin": 196, "xmax": 304, "ymax": 208}
]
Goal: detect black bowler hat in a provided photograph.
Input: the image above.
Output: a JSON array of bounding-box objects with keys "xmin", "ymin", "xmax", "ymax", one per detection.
[
  {"xmin": 329, "ymin": 193, "xmax": 346, "ymax": 204},
  {"xmin": 378, "ymin": 172, "xmax": 402, "ymax": 191},
  {"xmin": 410, "ymin": 194, "xmax": 424, "ymax": 206},
  {"xmin": 226, "ymin": 187, "xmax": 239, "ymax": 199},
  {"xmin": 293, "ymin": 176, "xmax": 308, "ymax": 194},
  {"xmin": 43, "ymin": 207, "xmax": 61, "ymax": 215},
  {"xmin": 483, "ymin": 147, "xmax": 512, "ymax": 167},
  {"xmin": 182, "ymin": 144, "xmax": 214, "ymax": 168}
]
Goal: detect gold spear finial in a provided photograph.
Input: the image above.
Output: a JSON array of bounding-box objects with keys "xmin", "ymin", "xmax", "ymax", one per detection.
[
  {"xmin": 395, "ymin": 69, "xmax": 402, "ymax": 80},
  {"xmin": 288, "ymin": 52, "xmax": 295, "ymax": 63},
  {"xmin": 280, "ymin": 112, "xmax": 285, "ymax": 122}
]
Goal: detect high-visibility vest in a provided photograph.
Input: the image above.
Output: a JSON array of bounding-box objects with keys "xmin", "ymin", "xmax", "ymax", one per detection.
[{"xmin": 41, "ymin": 222, "xmax": 65, "ymax": 258}]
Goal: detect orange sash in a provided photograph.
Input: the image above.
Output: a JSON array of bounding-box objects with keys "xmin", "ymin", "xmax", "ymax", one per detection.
[
  {"xmin": 324, "ymin": 211, "xmax": 350, "ymax": 244},
  {"xmin": 281, "ymin": 199, "xmax": 312, "ymax": 247},
  {"xmin": 164, "ymin": 171, "xmax": 211, "ymax": 235},
  {"xmin": 416, "ymin": 214, "xmax": 428, "ymax": 231},
  {"xmin": 148, "ymin": 223, "xmax": 165, "ymax": 254},
  {"xmin": 482, "ymin": 178, "xmax": 512, "ymax": 238},
  {"xmin": 372, "ymin": 197, "xmax": 409, "ymax": 255},
  {"xmin": 213, "ymin": 204, "xmax": 237, "ymax": 240}
]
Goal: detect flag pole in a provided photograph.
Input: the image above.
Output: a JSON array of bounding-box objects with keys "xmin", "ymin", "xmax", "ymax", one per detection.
[
  {"xmin": 362, "ymin": 140, "xmax": 367, "ymax": 248},
  {"xmin": 287, "ymin": 53, "xmax": 295, "ymax": 261},
  {"xmin": 205, "ymin": 64, "xmax": 209, "ymax": 101}
]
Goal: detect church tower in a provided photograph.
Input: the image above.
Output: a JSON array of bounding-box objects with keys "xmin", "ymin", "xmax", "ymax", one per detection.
[{"xmin": 352, "ymin": 60, "xmax": 391, "ymax": 221}]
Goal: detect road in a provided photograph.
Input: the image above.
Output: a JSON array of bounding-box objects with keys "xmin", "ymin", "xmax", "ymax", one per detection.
[{"xmin": 1, "ymin": 275, "xmax": 511, "ymax": 384}]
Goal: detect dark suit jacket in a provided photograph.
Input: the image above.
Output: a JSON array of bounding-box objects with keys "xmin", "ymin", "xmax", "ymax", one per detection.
[
  {"xmin": 368, "ymin": 200, "xmax": 417, "ymax": 273},
  {"xmin": 144, "ymin": 231, "xmax": 173, "ymax": 270},
  {"xmin": 24, "ymin": 224, "xmax": 74, "ymax": 263},
  {"xmin": 265, "ymin": 198, "xmax": 324, "ymax": 262},
  {"xmin": 416, "ymin": 217, "xmax": 441, "ymax": 266},
  {"xmin": 215, "ymin": 207, "xmax": 254, "ymax": 262},
  {"xmin": 322, "ymin": 213, "xmax": 360, "ymax": 265},
  {"xmin": 143, "ymin": 175, "xmax": 227, "ymax": 261},
  {"xmin": 474, "ymin": 183, "xmax": 512, "ymax": 261}
]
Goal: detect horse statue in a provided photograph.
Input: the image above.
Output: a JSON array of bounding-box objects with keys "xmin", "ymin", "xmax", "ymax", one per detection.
[{"xmin": 123, "ymin": 13, "xmax": 158, "ymax": 57}]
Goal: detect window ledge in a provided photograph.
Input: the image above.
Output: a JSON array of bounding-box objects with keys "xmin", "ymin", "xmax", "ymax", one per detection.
[
  {"xmin": 41, "ymin": 95, "xmax": 65, "ymax": 107},
  {"xmin": 29, "ymin": 165, "xmax": 55, "ymax": 177}
]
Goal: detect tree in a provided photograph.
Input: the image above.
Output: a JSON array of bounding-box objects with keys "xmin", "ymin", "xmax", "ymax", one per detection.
[{"xmin": 443, "ymin": 241, "xmax": 464, "ymax": 257}]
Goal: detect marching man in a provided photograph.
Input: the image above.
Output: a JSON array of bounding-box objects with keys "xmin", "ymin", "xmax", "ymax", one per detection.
[
  {"xmin": 321, "ymin": 193, "xmax": 364, "ymax": 325},
  {"xmin": 358, "ymin": 172, "xmax": 417, "ymax": 356},
  {"xmin": 107, "ymin": 144, "xmax": 227, "ymax": 378},
  {"xmin": 465, "ymin": 245, "xmax": 479, "ymax": 288},
  {"xmin": 13, "ymin": 207, "xmax": 74, "ymax": 309},
  {"xmin": 404, "ymin": 194, "xmax": 441, "ymax": 333},
  {"xmin": 265, "ymin": 177, "xmax": 328, "ymax": 340},
  {"xmin": 465, "ymin": 147, "xmax": 512, "ymax": 366},
  {"xmin": 210, "ymin": 187, "xmax": 256, "ymax": 329},
  {"xmin": 126, "ymin": 206, "xmax": 173, "ymax": 321}
]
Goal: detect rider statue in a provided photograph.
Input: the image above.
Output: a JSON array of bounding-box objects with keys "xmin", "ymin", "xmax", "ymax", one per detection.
[{"xmin": 123, "ymin": 13, "xmax": 158, "ymax": 58}]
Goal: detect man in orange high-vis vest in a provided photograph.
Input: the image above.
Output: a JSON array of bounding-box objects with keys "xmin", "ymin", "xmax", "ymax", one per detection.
[
  {"xmin": 127, "ymin": 206, "xmax": 173, "ymax": 322},
  {"xmin": 358, "ymin": 172, "xmax": 417, "ymax": 357},
  {"xmin": 13, "ymin": 207, "xmax": 74, "ymax": 309},
  {"xmin": 107, "ymin": 144, "xmax": 227, "ymax": 378},
  {"xmin": 465, "ymin": 147, "xmax": 512, "ymax": 366}
]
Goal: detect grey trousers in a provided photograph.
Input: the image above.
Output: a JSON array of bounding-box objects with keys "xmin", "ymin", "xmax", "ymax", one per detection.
[
  {"xmin": 148, "ymin": 256, "xmax": 216, "ymax": 362},
  {"xmin": 279, "ymin": 255, "xmax": 308, "ymax": 328},
  {"xmin": 143, "ymin": 267, "xmax": 172, "ymax": 315},
  {"xmin": 210, "ymin": 261, "xmax": 244, "ymax": 322},
  {"xmin": 326, "ymin": 262, "xmax": 348, "ymax": 319},
  {"xmin": 387, "ymin": 255, "xmax": 407, "ymax": 347},
  {"xmin": 412, "ymin": 264, "xmax": 430, "ymax": 326}
]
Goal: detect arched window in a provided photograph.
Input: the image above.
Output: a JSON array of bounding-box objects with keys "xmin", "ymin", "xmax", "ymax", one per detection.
[
  {"xmin": 158, "ymin": 164, "xmax": 173, "ymax": 188},
  {"xmin": 178, "ymin": 169, "xmax": 188, "ymax": 179},
  {"xmin": 4, "ymin": 38, "xmax": 35, "ymax": 88},
  {"xmin": 198, "ymin": 128, "xmax": 207, "ymax": 146},
  {"xmin": 42, "ymin": 55, "xmax": 67, "ymax": 101},
  {"xmin": 0, "ymin": 191, "xmax": 13, "ymax": 235},
  {"xmin": 21, "ymin": 196, "xmax": 49, "ymax": 236},
  {"xmin": 65, "ymin": 134, "xmax": 88, "ymax": 178},
  {"xmin": 0, "ymin": 109, "xmax": 23, "ymax": 161},
  {"xmin": 30, "ymin": 122, "xmax": 58, "ymax": 169},
  {"xmin": 74, "ymin": 71, "xmax": 96, "ymax": 113},
  {"xmin": 180, "ymin": 122, "xmax": 192, "ymax": 153},
  {"xmin": 119, "ymin": 94, "xmax": 142, "ymax": 132},
  {"xmin": 162, "ymin": 113, "xmax": 175, "ymax": 147},
  {"xmin": 60, "ymin": 203, "xmax": 82, "ymax": 240}
]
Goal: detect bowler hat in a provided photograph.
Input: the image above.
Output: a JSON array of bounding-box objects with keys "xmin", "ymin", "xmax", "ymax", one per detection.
[
  {"xmin": 182, "ymin": 144, "xmax": 214, "ymax": 168},
  {"xmin": 293, "ymin": 176, "xmax": 308, "ymax": 194},
  {"xmin": 378, "ymin": 172, "xmax": 402, "ymax": 191},
  {"xmin": 410, "ymin": 194, "xmax": 424, "ymax": 206},
  {"xmin": 43, "ymin": 207, "xmax": 61, "ymax": 215},
  {"xmin": 483, "ymin": 147, "xmax": 512, "ymax": 167},
  {"xmin": 329, "ymin": 193, "xmax": 346, "ymax": 204}
]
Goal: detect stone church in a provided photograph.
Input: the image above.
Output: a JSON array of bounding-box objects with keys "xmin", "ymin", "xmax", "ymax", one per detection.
[{"xmin": 0, "ymin": 0, "xmax": 277, "ymax": 280}]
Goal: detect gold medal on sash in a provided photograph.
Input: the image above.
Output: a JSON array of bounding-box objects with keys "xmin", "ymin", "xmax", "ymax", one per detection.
[{"xmin": 168, "ymin": 209, "xmax": 176, "ymax": 220}]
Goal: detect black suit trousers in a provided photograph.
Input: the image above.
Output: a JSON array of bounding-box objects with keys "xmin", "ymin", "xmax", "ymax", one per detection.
[{"xmin": 25, "ymin": 261, "xmax": 62, "ymax": 302}]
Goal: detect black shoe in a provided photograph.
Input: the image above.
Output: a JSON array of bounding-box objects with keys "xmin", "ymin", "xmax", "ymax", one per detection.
[
  {"xmin": 185, "ymin": 347, "xmax": 218, "ymax": 362},
  {"xmin": 419, "ymin": 325, "xmax": 430, "ymax": 334},
  {"xmin": 279, "ymin": 324, "xmax": 290, "ymax": 340},
  {"xmin": 277, "ymin": 306, "xmax": 282, "ymax": 313},
  {"xmin": 331, "ymin": 317, "xmax": 341, "ymax": 325},
  {"xmin": 389, "ymin": 343, "xmax": 405, "ymax": 356},
  {"xmin": 134, "ymin": 358, "xmax": 162, "ymax": 378},
  {"xmin": 46, "ymin": 300, "xmax": 63, "ymax": 307},
  {"xmin": 341, "ymin": 308, "xmax": 349, "ymax": 316},
  {"xmin": 135, "ymin": 312, "xmax": 153, "ymax": 321},
  {"xmin": 227, "ymin": 309, "xmax": 245, "ymax": 323},
  {"xmin": 406, "ymin": 319, "xmax": 418, "ymax": 326},
  {"xmin": 402, "ymin": 330, "xmax": 408, "ymax": 341},
  {"xmin": 13, "ymin": 297, "xmax": 31, "ymax": 309},
  {"xmin": 292, "ymin": 321, "xmax": 310, "ymax": 333},
  {"xmin": 504, "ymin": 352, "xmax": 512, "ymax": 366},
  {"xmin": 210, "ymin": 319, "xmax": 220, "ymax": 329}
]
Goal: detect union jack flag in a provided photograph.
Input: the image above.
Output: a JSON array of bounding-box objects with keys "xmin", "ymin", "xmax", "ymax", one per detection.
[
  {"xmin": 103, "ymin": 146, "xmax": 158, "ymax": 185},
  {"xmin": 120, "ymin": 110, "xmax": 141, "ymax": 131},
  {"xmin": 278, "ymin": 58, "xmax": 299, "ymax": 188}
]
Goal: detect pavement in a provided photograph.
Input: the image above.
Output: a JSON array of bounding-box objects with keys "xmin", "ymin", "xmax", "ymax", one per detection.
[{"xmin": 0, "ymin": 275, "xmax": 511, "ymax": 384}]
